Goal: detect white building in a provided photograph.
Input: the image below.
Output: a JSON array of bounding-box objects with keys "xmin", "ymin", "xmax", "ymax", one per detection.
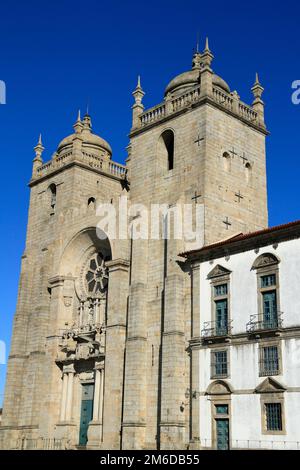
[{"xmin": 183, "ymin": 220, "xmax": 300, "ymax": 450}]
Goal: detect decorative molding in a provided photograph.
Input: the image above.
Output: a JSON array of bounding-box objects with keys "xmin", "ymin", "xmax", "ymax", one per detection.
[
  {"xmin": 106, "ymin": 258, "xmax": 130, "ymax": 273},
  {"xmin": 63, "ymin": 296, "xmax": 73, "ymax": 307},
  {"xmin": 255, "ymin": 377, "xmax": 286, "ymax": 394},
  {"xmin": 252, "ymin": 253, "xmax": 280, "ymax": 270},
  {"xmin": 207, "ymin": 264, "xmax": 231, "ymax": 279},
  {"xmin": 206, "ymin": 379, "xmax": 233, "ymax": 395},
  {"xmin": 48, "ymin": 275, "xmax": 74, "ymax": 286}
]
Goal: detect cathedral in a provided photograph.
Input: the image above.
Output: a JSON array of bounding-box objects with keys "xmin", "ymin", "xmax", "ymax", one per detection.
[{"xmin": 1, "ymin": 40, "xmax": 300, "ymax": 451}]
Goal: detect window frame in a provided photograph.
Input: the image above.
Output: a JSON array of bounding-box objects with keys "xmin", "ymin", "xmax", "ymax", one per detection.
[
  {"xmin": 261, "ymin": 396, "xmax": 286, "ymax": 435},
  {"xmin": 259, "ymin": 341, "xmax": 282, "ymax": 377},
  {"xmin": 210, "ymin": 395, "xmax": 232, "ymax": 450},
  {"xmin": 48, "ymin": 182, "xmax": 57, "ymax": 215},
  {"xmin": 265, "ymin": 403, "xmax": 283, "ymax": 432},
  {"xmin": 158, "ymin": 129, "xmax": 175, "ymax": 173},
  {"xmin": 211, "ymin": 276, "xmax": 231, "ymax": 335},
  {"xmin": 252, "ymin": 254, "xmax": 281, "ymax": 323},
  {"xmin": 211, "ymin": 348, "xmax": 230, "ymax": 379}
]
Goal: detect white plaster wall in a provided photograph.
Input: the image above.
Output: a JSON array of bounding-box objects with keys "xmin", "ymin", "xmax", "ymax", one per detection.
[
  {"xmin": 199, "ymin": 395, "xmax": 211, "ymax": 448},
  {"xmin": 197, "ymin": 237, "xmax": 300, "ymax": 448},
  {"xmin": 200, "ymin": 238, "xmax": 300, "ymax": 332}
]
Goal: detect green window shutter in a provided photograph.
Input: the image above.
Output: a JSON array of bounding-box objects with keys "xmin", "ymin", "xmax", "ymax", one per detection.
[
  {"xmin": 262, "ymin": 291, "xmax": 277, "ymax": 327},
  {"xmin": 215, "ymin": 299, "xmax": 228, "ymax": 335}
]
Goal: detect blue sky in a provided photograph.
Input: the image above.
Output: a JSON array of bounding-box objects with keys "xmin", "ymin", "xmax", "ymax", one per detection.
[{"xmin": 0, "ymin": 0, "xmax": 300, "ymax": 404}]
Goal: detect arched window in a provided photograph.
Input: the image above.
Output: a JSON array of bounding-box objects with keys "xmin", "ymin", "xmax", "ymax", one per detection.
[
  {"xmin": 158, "ymin": 130, "xmax": 175, "ymax": 171},
  {"xmin": 245, "ymin": 162, "xmax": 252, "ymax": 183},
  {"xmin": 249, "ymin": 253, "xmax": 281, "ymax": 333},
  {"xmin": 48, "ymin": 184, "xmax": 57, "ymax": 212},
  {"xmin": 223, "ymin": 152, "xmax": 231, "ymax": 172},
  {"xmin": 88, "ymin": 197, "xmax": 96, "ymax": 209}
]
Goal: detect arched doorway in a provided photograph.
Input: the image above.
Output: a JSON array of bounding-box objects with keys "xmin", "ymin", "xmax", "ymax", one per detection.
[{"xmin": 55, "ymin": 227, "xmax": 112, "ymax": 447}]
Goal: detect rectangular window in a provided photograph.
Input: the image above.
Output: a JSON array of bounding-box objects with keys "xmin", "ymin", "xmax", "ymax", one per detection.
[
  {"xmin": 260, "ymin": 346, "xmax": 279, "ymax": 376},
  {"xmin": 265, "ymin": 403, "xmax": 282, "ymax": 431},
  {"xmin": 262, "ymin": 290, "xmax": 278, "ymax": 328},
  {"xmin": 215, "ymin": 404, "xmax": 228, "ymax": 414},
  {"xmin": 214, "ymin": 284, "xmax": 228, "ymax": 296},
  {"xmin": 215, "ymin": 299, "xmax": 228, "ymax": 335},
  {"xmin": 261, "ymin": 274, "xmax": 276, "ymax": 288},
  {"xmin": 212, "ymin": 350, "xmax": 228, "ymax": 377}
]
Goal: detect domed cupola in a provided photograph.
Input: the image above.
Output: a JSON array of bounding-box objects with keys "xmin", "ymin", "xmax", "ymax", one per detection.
[
  {"xmin": 164, "ymin": 38, "xmax": 230, "ymax": 97},
  {"xmin": 57, "ymin": 111, "xmax": 112, "ymax": 158}
]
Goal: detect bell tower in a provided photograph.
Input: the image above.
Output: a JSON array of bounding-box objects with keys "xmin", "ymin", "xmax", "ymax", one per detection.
[{"xmin": 122, "ymin": 39, "xmax": 268, "ymax": 449}]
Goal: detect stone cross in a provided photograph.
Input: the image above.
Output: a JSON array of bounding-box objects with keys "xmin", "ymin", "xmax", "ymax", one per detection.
[
  {"xmin": 194, "ymin": 135, "xmax": 204, "ymax": 146},
  {"xmin": 240, "ymin": 152, "xmax": 248, "ymax": 165},
  {"xmin": 235, "ymin": 191, "xmax": 244, "ymax": 203},
  {"xmin": 191, "ymin": 191, "xmax": 201, "ymax": 204},
  {"xmin": 229, "ymin": 147, "xmax": 238, "ymax": 158},
  {"xmin": 223, "ymin": 217, "xmax": 232, "ymax": 229}
]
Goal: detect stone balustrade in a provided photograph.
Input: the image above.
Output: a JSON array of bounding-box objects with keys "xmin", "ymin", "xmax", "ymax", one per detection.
[
  {"xmin": 138, "ymin": 84, "xmax": 260, "ymax": 130},
  {"xmin": 172, "ymin": 86, "xmax": 201, "ymax": 112},
  {"xmin": 212, "ymin": 86, "xmax": 233, "ymax": 111},
  {"xmin": 34, "ymin": 149, "xmax": 126, "ymax": 181},
  {"xmin": 140, "ymin": 102, "xmax": 166, "ymax": 126},
  {"xmin": 238, "ymin": 101, "xmax": 258, "ymax": 122}
]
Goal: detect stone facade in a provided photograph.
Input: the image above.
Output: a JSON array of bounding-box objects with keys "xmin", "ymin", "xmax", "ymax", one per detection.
[{"xmin": 0, "ymin": 41, "xmax": 269, "ymax": 450}]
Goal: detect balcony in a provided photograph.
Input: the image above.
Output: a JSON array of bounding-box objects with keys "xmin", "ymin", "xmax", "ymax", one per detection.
[
  {"xmin": 60, "ymin": 322, "xmax": 103, "ymax": 338},
  {"xmin": 201, "ymin": 320, "xmax": 233, "ymax": 341},
  {"xmin": 15, "ymin": 437, "xmax": 69, "ymax": 450},
  {"xmin": 247, "ymin": 312, "xmax": 283, "ymax": 335}
]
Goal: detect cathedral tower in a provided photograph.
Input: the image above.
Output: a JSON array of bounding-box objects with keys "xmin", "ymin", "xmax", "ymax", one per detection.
[
  {"xmin": 122, "ymin": 40, "xmax": 268, "ymax": 449},
  {"xmin": 0, "ymin": 113, "xmax": 130, "ymax": 449},
  {"xmin": 1, "ymin": 41, "xmax": 268, "ymax": 451}
]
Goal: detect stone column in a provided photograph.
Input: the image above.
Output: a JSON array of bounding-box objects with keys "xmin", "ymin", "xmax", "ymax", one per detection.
[
  {"xmin": 92, "ymin": 369, "xmax": 101, "ymax": 421},
  {"xmin": 79, "ymin": 301, "xmax": 84, "ymax": 326},
  {"xmin": 189, "ymin": 261, "xmax": 201, "ymax": 449},
  {"xmin": 122, "ymin": 233, "xmax": 149, "ymax": 450},
  {"xmin": 60, "ymin": 372, "xmax": 68, "ymax": 421},
  {"xmin": 122, "ymin": 281, "xmax": 147, "ymax": 449},
  {"xmin": 160, "ymin": 273, "xmax": 186, "ymax": 450},
  {"xmin": 65, "ymin": 369, "xmax": 74, "ymax": 421},
  {"xmin": 99, "ymin": 259, "xmax": 130, "ymax": 450},
  {"xmin": 88, "ymin": 363, "xmax": 105, "ymax": 448},
  {"xmin": 99, "ymin": 368, "xmax": 104, "ymax": 425},
  {"xmin": 54, "ymin": 364, "xmax": 77, "ymax": 445}
]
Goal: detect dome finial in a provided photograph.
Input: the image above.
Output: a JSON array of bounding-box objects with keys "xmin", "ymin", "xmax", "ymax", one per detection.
[
  {"xmin": 34, "ymin": 133, "xmax": 44, "ymax": 160},
  {"xmin": 204, "ymin": 37, "xmax": 210, "ymax": 52},
  {"xmin": 196, "ymin": 31, "xmax": 200, "ymax": 53},
  {"xmin": 132, "ymin": 75, "xmax": 145, "ymax": 105},
  {"xmin": 251, "ymin": 72, "xmax": 264, "ymax": 100},
  {"xmin": 82, "ymin": 113, "xmax": 92, "ymax": 132},
  {"xmin": 201, "ymin": 36, "xmax": 214, "ymax": 68},
  {"xmin": 254, "ymin": 72, "xmax": 260, "ymax": 86},
  {"xmin": 73, "ymin": 109, "xmax": 83, "ymax": 134},
  {"xmin": 192, "ymin": 34, "xmax": 202, "ymax": 70}
]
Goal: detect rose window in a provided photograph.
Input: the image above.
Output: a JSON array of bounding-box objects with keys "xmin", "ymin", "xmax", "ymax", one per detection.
[{"xmin": 85, "ymin": 253, "xmax": 109, "ymax": 295}]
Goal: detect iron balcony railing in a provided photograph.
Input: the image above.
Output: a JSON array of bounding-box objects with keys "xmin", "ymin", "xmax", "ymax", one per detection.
[
  {"xmin": 201, "ymin": 320, "xmax": 233, "ymax": 339},
  {"xmin": 199, "ymin": 438, "xmax": 300, "ymax": 450},
  {"xmin": 246, "ymin": 312, "xmax": 283, "ymax": 334}
]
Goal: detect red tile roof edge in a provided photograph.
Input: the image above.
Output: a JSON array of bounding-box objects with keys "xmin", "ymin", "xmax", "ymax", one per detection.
[{"xmin": 180, "ymin": 220, "xmax": 300, "ymax": 257}]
